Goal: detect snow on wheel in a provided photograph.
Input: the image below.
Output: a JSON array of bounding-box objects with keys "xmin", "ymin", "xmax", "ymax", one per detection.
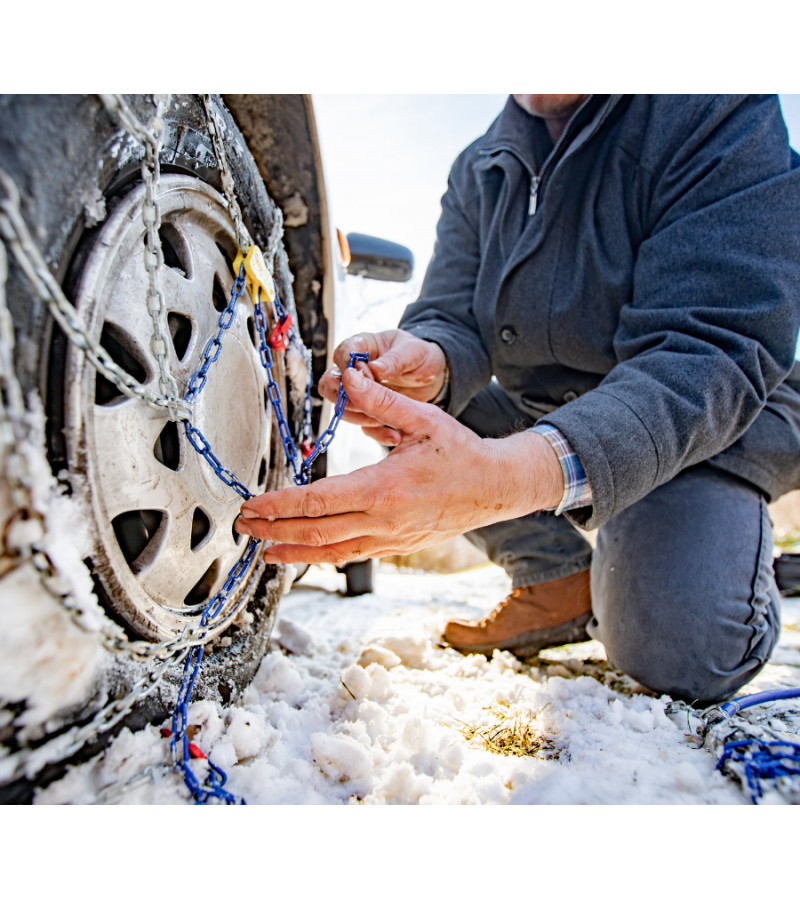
[
  {"xmin": 0, "ymin": 95, "xmax": 336, "ymax": 801},
  {"xmin": 66, "ymin": 175, "xmax": 279, "ymax": 641}
]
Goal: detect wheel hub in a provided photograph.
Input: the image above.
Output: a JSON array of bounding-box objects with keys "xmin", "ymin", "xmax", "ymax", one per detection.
[{"xmin": 66, "ymin": 175, "xmax": 276, "ymax": 640}]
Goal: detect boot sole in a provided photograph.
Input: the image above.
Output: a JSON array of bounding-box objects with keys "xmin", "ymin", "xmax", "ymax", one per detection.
[{"xmin": 445, "ymin": 612, "xmax": 592, "ymax": 659}]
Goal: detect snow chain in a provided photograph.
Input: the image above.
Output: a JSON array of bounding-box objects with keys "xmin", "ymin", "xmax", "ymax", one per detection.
[{"xmin": 0, "ymin": 95, "xmax": 346, "ymax": 799}]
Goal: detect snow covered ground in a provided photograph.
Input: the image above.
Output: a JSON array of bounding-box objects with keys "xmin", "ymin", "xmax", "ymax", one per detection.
[{"xmin": 35, "ymin": 563, "xmax": 800, "ymax": 805}]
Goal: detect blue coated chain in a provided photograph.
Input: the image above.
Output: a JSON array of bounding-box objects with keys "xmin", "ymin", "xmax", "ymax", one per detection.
[
  {"xmin": 168, "ymin": 261, "xmax": 366, "ymax": 804},
  {"xmin": 184, "ymin": 264, "xmax": 247, "ymax": 406},
  {"xmin": 253, "ymin": 285, "xmax": 368, "ymax": 485},
  {"xmin": 717, "ymin": 738, "xmax": 800, "ymax": 803},
  {"xmin": 184, "ymin": 424, "xmax": 253, "ymax": 500},
  {"xmin": 181, "ymin": 262, "xmax": 255, "ymax": 499},
  {"xmin": 170, "ymin": 536, "xmax": 259, "ymax": 804}
]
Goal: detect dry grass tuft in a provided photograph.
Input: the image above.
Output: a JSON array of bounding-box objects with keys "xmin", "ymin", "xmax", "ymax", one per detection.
[{"xmin": 454, "ymin": 702, "xmax": 559, "ymax": 759}]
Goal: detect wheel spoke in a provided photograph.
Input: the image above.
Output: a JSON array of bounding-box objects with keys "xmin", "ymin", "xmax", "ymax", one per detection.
[
  {"xmin": 136, "ymin": 493, "xmax": 242, "ymax": 609},
  {"xmin": 91, "ymin": 402, "xmax": 181, "ymax": 519},
  {"xmin": 136, "ymin": 503, "xmax": 206, "ymax": 605}
]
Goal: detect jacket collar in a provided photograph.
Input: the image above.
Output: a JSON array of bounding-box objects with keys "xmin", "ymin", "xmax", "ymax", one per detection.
[{"xmin": 478, "ymin": 95, "xmax": 624, "ymax": 176}]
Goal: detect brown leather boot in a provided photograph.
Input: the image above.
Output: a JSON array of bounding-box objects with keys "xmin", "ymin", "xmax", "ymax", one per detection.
[{"xmin": 443, "ymin": 569, "xmax": 592, "ymax": 658}]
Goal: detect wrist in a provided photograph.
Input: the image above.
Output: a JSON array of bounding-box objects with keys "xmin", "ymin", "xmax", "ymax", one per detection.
[
  {"xmin": 422, "ymin": 339, "xmax": 448, "ymax": 403},
  {"xmin": 487, "ymin": 431, "xmax": 564, "ymax": 517},
  {"xmin": 430, "ymin": 359, "xmax": 450, "ymax": 407}
]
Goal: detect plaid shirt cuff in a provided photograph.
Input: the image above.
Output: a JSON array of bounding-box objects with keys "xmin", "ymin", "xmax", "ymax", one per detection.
[{"xmin": 531, "ymin": 423, "xmax": 593, "ymax": 515}]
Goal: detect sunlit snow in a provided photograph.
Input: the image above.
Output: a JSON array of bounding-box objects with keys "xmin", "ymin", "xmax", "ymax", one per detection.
[{"xmin": 35, "ymin": 565, "xmax": 800, "ymax": 805}]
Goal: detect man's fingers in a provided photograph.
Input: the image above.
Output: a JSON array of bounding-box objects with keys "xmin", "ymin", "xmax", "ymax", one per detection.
[
  {"xmin": 318, "ymin": 368, "xmax": 343, "ymax": 405},
  {"xmin": 319, "ymin": 367, "xmax": 383, "ymax": 426},
  {"xmin": 343, "ymin": 367, "xmax": 431, "ymax": 434},
  {"xmin": 362, "ymin": 424, "xmax": 401, "ymax": 445},
  {"xmin": 237, "ymin": 511, "xmax": 391, "ymax": 546},
  {"xmin": 261, "ymin": 536, "xmax": 388, "ymax": 566},
  {"xmin": 332, "ymin": 332, "xmax": 389, "ymax": 372},
  {"xmin": 338, "ymin": 408, "xmax": 385, "ymax": 428},
  {"xmin": 369, "ymin": 341, "xmax": 434, "ymax": 385},
  {"xmin": 241, "ymin": 467, "xmax": 375, "ymax": 521},
  {"xmin": 320, "ymin": 362, "xmax": 375, "ymax": 408}
]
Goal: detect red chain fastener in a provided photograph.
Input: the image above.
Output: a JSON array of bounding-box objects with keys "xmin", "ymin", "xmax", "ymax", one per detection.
[
  {"xmin": 269, "ymin": 314, "xmax": 293, "ymax": 351},
  {"xmin": 301, "ymin": 438, "xmax": 315, "ymax": 459},
  {"xmin": 160, "ymin": 727, "xmax": 207, "ymax": 760}
]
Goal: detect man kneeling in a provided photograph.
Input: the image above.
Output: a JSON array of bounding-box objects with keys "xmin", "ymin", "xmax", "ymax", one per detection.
[{"xmin": 238, "ymin": 94, "xmax": 800, "ymax": 706}]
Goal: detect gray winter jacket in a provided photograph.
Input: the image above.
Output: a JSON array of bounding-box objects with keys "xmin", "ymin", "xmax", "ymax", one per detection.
[{"xmin": 400, "ymin": 95, "xmax": 800, "ymax": 529}]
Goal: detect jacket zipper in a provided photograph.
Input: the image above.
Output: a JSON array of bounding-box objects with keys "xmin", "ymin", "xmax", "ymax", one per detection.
[
  {"xmin": 485, "ymin": 95, "xmax": 595, "ymax": 217},
  {"xmin": 528, "ymin": 95, "xmax": 594, "ymax": 215},
  {"xmin": 528, "ymin": 175, "xmax": 540, "ymax": 215}
]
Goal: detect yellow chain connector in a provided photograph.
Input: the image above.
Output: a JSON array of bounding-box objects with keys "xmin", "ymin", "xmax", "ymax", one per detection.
[{"xmin": 232, "ymin": 245, "xmax": 276, "ymax": 304}]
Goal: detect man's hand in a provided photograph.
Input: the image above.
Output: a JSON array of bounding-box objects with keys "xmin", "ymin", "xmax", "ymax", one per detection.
[
  {"xmin": 237, "ymin": 366, "xmax": 564, "ymax": 565},
  {"xmin": 318, "ymin": 330, "xmax": 446, "ymax": 444}
]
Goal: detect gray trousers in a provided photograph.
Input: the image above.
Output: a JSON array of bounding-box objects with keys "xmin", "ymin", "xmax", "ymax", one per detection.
[{"xmin": 459, "ymin": 382, "xmax": 782, "ymax": 705}]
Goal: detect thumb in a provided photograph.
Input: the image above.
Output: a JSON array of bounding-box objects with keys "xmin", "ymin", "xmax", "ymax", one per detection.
[
  {"xmin": 343, "ymin": 367, "xmax": 427, "ymax": 434},
  {"xmin": 369, "ymin": 341, "xmax": 430, "ymax": 383}
]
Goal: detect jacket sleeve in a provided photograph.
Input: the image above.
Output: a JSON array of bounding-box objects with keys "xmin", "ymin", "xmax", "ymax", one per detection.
[
  {"xmin": 539, "ymin": 95, "xmax": 800, "ymax": 529},
  {"xmin": 399, "ymin": 152, "xmax": 492, "ymax": 416}
]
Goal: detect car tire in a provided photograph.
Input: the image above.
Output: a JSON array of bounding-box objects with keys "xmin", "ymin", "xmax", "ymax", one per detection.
[{"xmin": 0, "ymin": 94, "xmax": 309, "ymax": 799}]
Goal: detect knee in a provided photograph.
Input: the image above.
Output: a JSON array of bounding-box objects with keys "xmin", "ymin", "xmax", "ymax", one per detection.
[
  {"xmin": 589, "ymin": 595, "xmax": 780, "ymax": 705},
  {"xmin": 588, "ymin": 469, "xmax": 782, "ymax": 705}
]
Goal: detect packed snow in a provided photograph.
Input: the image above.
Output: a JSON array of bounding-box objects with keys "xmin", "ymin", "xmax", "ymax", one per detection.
[
  {"xmin": 0, "ymin": 400, "xmax": 108, "ymax": 744},
  {"xmin": 34, "ymin": 563, "xmax": 800, "ymax": 805}
]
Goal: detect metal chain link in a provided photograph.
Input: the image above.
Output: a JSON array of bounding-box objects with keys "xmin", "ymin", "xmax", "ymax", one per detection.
[
  {"xmin": 0, "ymin": 643, "xmax": 190, "ymax": 785},
  {"xmin": 184, "ymin": 260, "xmax": 248, "ymax": 405},
  {"xmin": 200, "ymin": 95, "xmax": 250, "ymax": 253},
  {"xmin": 0, "ymin": 168, "xmax": 191, "ymax": 421},
  {"xmin": 98, "ymin": 94, "xmax": 160, "ymax": 146},
  {"xmin": 254, "ymin": 291, "xmax": 367, "ymax": 485},
  {"xmin": 100, "ymin": 95, "xmax": 181, "ymax": 415},
  {"xmin": 116, "ymin": 94, "xmax": 181, "ymax": 415},
  {"xmin": 0, "ymin": 235, "xmax": 49, "ymax": 611},
  {"xmin": 93, "ymin": 763, "xmax": 177, "ymax": 805}
]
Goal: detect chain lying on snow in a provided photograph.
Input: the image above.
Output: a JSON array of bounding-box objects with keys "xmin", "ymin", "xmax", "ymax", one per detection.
[
  {"xmin": 667, "ymin": 691, "xmax": 800, "ymax": 804},
  {"xmin": 93, "ymin": 763, "xmax": 176, "ymax": 805},
  {"xmin": 0, "ymin": 95, "xmax": 363, "ymax": 801}
]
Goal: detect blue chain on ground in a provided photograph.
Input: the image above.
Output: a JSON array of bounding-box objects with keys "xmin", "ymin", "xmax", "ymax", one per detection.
[
  {"xmin": 705, "ymin": 686, "xmax": 800, "ymax": 803},
  {"xmin": 717, "ymin": 738, "xmax": 800, "ymax": 803},
  {"xmin": 170, "ymin": 262, "xmax": 368, "ymax": 803}
]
